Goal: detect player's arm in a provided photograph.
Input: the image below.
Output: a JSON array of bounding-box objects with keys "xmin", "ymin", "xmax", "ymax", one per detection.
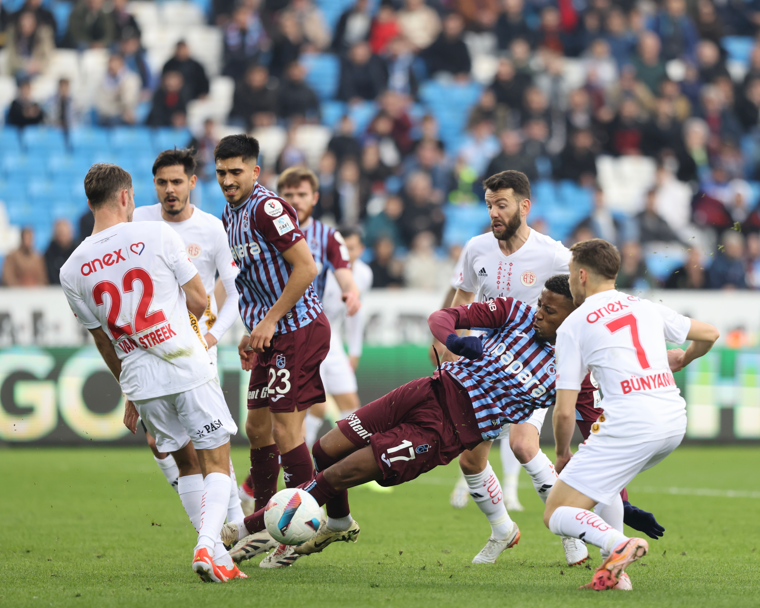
[
  {"xmin": 553, "ymin": 328, "xmax": 586, "ymax": 473},
  {"xmin": 249, "ymin": 238, "xmax": 317, "ymax": 353},
  {"xmin": 333, "ymin": 268, "xmax": 361, "ymax": 316},
  {"xmin": 181, "ymin": 273, "xmax": 207, "ymax": 321},
  {"xmin": 667, "ymin": 319, "xmax": 720, "ymax": 372},
  {"xmin": 438, "ymin": 288, "xmax": 477, "ymax": 363},
  {"xmin": 553, "ymin": 389, "xmax": 579, "ymax": 473},
  {"xmin": 429, "ymin": 286, "xmax": 458, "ymax": 365}
]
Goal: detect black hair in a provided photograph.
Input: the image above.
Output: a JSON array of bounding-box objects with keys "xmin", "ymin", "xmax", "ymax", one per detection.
[
  {"xmin": 482, "ymin": 170, "xmax": 531, "ymax": 200},
  {"xmin": 338, "ymin": 226, "xmax": 363, "ymax": 242},
  {"xmin": 544, "ymin": 274, "xmax": 572, "ymax": 302},
  {"xmin": 213, "ymin": 134, "xmax": 260, "ymax": 163},
  {"xmin": 152, "ymin": 147, "xmax": 197, "ymax": 177}
]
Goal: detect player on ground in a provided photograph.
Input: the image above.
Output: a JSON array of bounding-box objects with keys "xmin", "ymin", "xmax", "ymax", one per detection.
[
  {"xmin": 133, "ymin": 148, "xmax": 245, "ymax": 525},
  {"xmin": 60, "ymin": 164, "xmax": 244, "ymax": 582},
  {"xmin": 221, "ymin": 275, "xmax": 582, "ymax": 563},
  {"xmin": 546, "ymin": 239, "xmax": 719, "ymax": 591},
  {"xmin": 215, "ymin": 135, "xmax": 331, "ymax": 568}
]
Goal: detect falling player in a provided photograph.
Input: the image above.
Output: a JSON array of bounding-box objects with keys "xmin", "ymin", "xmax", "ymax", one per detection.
[
  {"xmin": 546, "ymin": 239, "xmax": 719, "ymax": 590},
  {"xmin": 133, "ymin": 148, "xmax": 245, "ymax": 526},
  {"xmin": 221, "ymin": 274, "xmax": 583, "ymax": 563},
  {"xmin": 215, "ymin": 136, "xmax": 331, "ymax": 568},
  {"xmin": 60, "ymin": 164, "xmax": 244, "ymax": 582}
]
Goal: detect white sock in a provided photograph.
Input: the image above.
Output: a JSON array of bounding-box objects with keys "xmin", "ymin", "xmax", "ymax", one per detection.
[
  {"xmin": 154, "ymin": 454, "xmax": 180, "ymax": 493},
  {"xmin": 522, "ymin": 450, "xmax": 558, "ymax": 505},
  {"xmin": 548, "ymin": 506, "xmax": 627, "ymax": 553},
  {"xmin": 337, "ymin": 408, "xmax": 357, "ymax": 420},
  {"xmin": 226, "ymin": 457, "xmax": 245, "ymax": 523},
  {"xmin": 196, "ymin": 472, "xmax": 232, "ymax": 553},
  {"xmin": 214, "ymin": 540, "xmax": 233, "ymax": 568},
  {"xmin": 595, "ymin": 495, "xmax": 625, "ymax": 558},
  {"xmin": 464, "ymin": 463, "xmax": 513, "ymax": 540},
  {"xmin": 304, "ymin": 413, "xmax": 323, "ymax": 450},
  {"xmin": 500, "ymin": 439, "xmax": 520, "ymax": 498},
  {"xmin": 327, "ymin": 514, "xmax": 353, "ymax": 531},
  {"xmin": 178, "ymin": 473, "xmax": 204, "ymax": 531}
]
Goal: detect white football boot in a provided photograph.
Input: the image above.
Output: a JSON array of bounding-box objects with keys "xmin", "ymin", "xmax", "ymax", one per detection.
[
  {"xmin": 562, "ymin": 536, "xmax": 590, "ymax": 566},
  {"xmin": 259, "ymin": 544, "xmax": 301, "ymax": 568},
  {"xmin": 472, "ymin": 522, "xmax": 521, "ymax": 564},
  {"xmin": 294, "ymin": 520, "xmax": 361, "ymax": 555},
  {"xmin": 450, "ymin": 475, "xmax": 469, "ymax": 509}
]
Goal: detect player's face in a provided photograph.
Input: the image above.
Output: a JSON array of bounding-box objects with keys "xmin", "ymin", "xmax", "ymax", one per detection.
[
  {"xmin": 485, "ymin": 189, "xmax": 523, "ymax": 241},
  {"xmin": 215, "ymin": 157, "xmax": 260, "ymax": 207},
  {"xmin": 533, "ymin": 288, "xmax": 575, "ymax": 342},
  {"xmin": 568, "ymin": 259, "xmax": 587, "ymax": 307},
  {"xmin": 344, "ymin": 234, "xmax": 364, "ymax": 264},
  {"xmin": 154, "ymin": 165, "xmax": 196, "ymax": 216},
  {"xmin": 279, "ymin": 180, "xmax": 318, "ymax": 224}
]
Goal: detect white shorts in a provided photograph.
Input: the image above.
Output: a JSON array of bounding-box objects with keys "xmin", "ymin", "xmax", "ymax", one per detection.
[
  {"xmin": 319, "ymin": 334, "xmax": 357, "ymax": 396},
  {"xmin": 559, "ymin": 431, "xmax": 684, "ymax": 505},
  {"xmin": 134, "ymin": 378, "xmax": 237, "ymax": 453},
  {"xmin": 497, "ymin": 407, "xmax": 548, "ymax": 439}
]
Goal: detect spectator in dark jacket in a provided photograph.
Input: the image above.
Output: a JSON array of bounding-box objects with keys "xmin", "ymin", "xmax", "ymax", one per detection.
[
  {"xmin": 268, "ymin": 10, "xmax": 303, "ymax": 79},
  {"xmin": 554, "ymin": 129, "xmax": 597, "ymax": 185},
  {"xmin": 337, "ymin": 41, "xmax": 388, "ymax": 102},
  {"xmin": 110, "ymin": 0, "xmax": 140, "ymax": 41},
  {"xmin": 495, "ymin": 0, "xmax": 533, "ymax": 50},
  {"xmin": 65, "ymin": 0, "xmax": 116, "ymax": 49},
  {"xmin": 230, "ymin": 64, "xmax": 278, "ymax": 129},
  {"xmin": 7, "ymin": 80, "xmax": 44, "ymax": 128},
  {"xmin": 486, "ymin": 130, "xmax": 538, "ymax": 183},
  {"xmin": 399, "ymin": 171, "xmax": 445, "ymax": 247},
  {"xmin": 635, "ymin": 189, "xmax": 684, "ymax": 244},
  {"xmin": 45, "ymin": 219, "xmax": 76, "ymax": 285},
  {"xmin": 277, "ymin": 62, "xmax": 320, "ymax": 120},
  {"xmin": 665, "ymin": 247, "xmax": 708, "ymax": 289},
  {"xmin": 10, "ymin": 0, "xmax": 57, "ymax": 38},
  {"xmin": 146, "ymin": 71, "xmax": 189, "ymax": 127},
  {"xmin": 708, "ymin": 231, "xmax": 748, "ymax": 289},
  {"xmin": 222, "ymin": 5, "xmax": 268, "ymax": 80},
  {"xmin": 370, "ymin": 236, "xmax": 404, "ymax": 288},
  {"xmin": 332, "ymin": 0, "xmax": 371, "ymax": 54},
  {"xmin": 162, "ymin": 41, "xmax": 209, "ymax": 101},
  {"xmin": 327, "ymin": 115, "xmax": 362, "ymax": 164},
  {"xmin": 423, "ymin": 12, "xmax": 471, "ymax": 79}
]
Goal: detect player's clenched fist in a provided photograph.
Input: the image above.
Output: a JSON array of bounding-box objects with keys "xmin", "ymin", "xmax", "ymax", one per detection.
[
  {"xmin": 445, "ymin": 334, "xmax": 483, "ymax": 360},
  {"xmin": 667, "ymin": 348, "xmax": 687, "ymax": 372},
  {"xmin": 123, "ymin": 399, "xmax": 139, "ymax": 434},
  {"xmin": 342, "ymin": 291, "xmax": 361, "ymax": 316},
  {"xmin": 238, "ymin": 333, "xmax": 255, "ymax": 371},
  {"xmin": 249, "ymin": 317, "xmax": 276, "ymax": 354}
]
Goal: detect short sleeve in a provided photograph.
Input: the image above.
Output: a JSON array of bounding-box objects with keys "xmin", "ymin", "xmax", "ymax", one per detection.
[
  {"xmin": 162, "ymin": 224, "xmax": 198, "ymax": 286},
  {"xmin": 555, "ymin": 326, "xmax": 587, "ymax": 391},
  {"xmin": 654, "ymin": 303, "xmax": 691, "ymax": 345},
  {"xmin": 60, "ymin": 273, "xmax": 101, "ymax": 329},
  {"xmin": 213, "ymin": 219, "xmax": 238, "ymax": 281},
  {"xmin": 326, "ymin": 230, "xmax": 351, "ymax": 271},
  {"xmin": 554, "ymin": 243, "xmax": 571, "ymax": 274},
  {"xmin": 254, "ymin": 197, "xmax": 305, "ymax": 253},
  {"xmin": 453, "ymin": 240, "xmax": 477, "ymax": 293}
]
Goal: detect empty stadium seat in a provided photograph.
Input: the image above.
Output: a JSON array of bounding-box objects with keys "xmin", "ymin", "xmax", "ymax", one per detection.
[
  {"xmin": 152, "ymin": 127, "xmax": 192, "ymax": 154},
  {"xmin": 0, "ymin": 128, "xmax": 21, "ymax": 157},
  {"xmin": 21, "ymin": 126, "xmax": 68, "ymax": 155},
  {"xmin": 294, "ymin": 125, "xmax": 331, "ymax": 168},
  {"xmin": 251, "ymin": 126, "xmax": 287, "ymax": 170},
  {"xmin": 321, "ymin": 101, "xmax": 347, "ymax": 129},
  {"xmin": 723, "ymin": 36, "xmax": 754, "ymax": 66},
  {"xmin": 349, "ymin": 101, "xmax": 377, "ymax": 134},
  {"xmin": 301, "ymin": 54, "xmax": 340, "ymax": 100},
  {"xmin": 161, "ymin": 2, "xmax": 205, "ymax": 27},
  {"xmin": 110, "ymin": 126, "xmax": 154, "ymax": 153},
  {"xmin": 69, "ymin": 127, "xmax": 110, "ymax": 155}
]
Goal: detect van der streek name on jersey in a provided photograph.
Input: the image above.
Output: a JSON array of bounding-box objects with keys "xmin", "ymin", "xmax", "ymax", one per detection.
[{"xmin": 116, "ymin": 323, "xmax": 178, "ymax": 354}]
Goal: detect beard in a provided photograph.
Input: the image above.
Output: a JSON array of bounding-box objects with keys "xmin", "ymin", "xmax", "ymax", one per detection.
[
  {"xmin": 492, "ymin": 208, "xmax": 522, "ymax": 241},
  {"xmin": 163, "ymin": 196, "xmax": 187, "ymax": 215}
]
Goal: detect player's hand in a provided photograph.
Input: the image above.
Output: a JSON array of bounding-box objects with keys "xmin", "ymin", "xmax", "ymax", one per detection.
[
  {"xmin": 238, "ymin": 333, "xmax": 255, "ymax": 371},
  {"xmin": 123, "ymin": 399, "xmax": 139, "ymax": 434},
  {"xmin": 554, "ymin": 449, "xmax": 573, "ymax": 474},
  {"xmin": 204, "ymin": 333, "xmax": 218, "ymax": 349},
  {"xmin": 667, "ymin": 348, "xmax": 687, "ymax": 372},
  {"xmin": 349, "ymin": 355, "xmax": 360, "ymax": 371},
  {"xmin": 342, "ymin": 291, "xmax": 361, "ymax": 316},
  {"xmin": 445, "ymin": 334, "xmax": 483, "ymax": 360},
  {"xmin": 250, "ymin": 318, "xmax": 276, "ymax": 353}
]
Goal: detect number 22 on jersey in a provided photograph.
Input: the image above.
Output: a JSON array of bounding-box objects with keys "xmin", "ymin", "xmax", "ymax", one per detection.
[{"xmin": 93, "ymin": 268, "xmax": 166, "ymax": 339}]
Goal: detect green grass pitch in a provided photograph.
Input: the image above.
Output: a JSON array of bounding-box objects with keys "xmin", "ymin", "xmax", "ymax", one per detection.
[{"xmin": 2, "ymin": 445, "xmax": 758, "ymax": 608}]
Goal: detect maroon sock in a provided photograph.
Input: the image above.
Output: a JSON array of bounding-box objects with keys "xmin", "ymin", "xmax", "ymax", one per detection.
[
  {"xmin": 298, "ymin": 471, "xmax": 340, "ymax": 507},
  {"xmin": 250, "ymin": 444, "xmax": 281, "ymax": 512},
  {"xmin": 312, "ymin": 439, "xmax": 350, "ymax": 519},
  {"xmin": 280, "ymin": 442, "xmax": 314, "ymax": 487},
  {"xmin": 243, "ymin": 508, "xmax": 266, "ymax": 535}
]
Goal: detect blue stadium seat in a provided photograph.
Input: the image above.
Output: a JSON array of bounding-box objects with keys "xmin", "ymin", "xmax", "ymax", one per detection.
[
  {"xmin": 152, "ymin": 128, "xmax": 192, "ymax": 154},
  {"xmin": 321, "ymin": 101, "xmax": 347, "ymax": 129},
  {"xmin": 110, "ymin": 127, "xmax": 154, "ymax": 154},
  {"xmin": 21, "ymin": 126, "xmax": 68, "ymax": 155},
  {"xmin": 300, "ymin": 54, "xmax": 340, "ymax": 100},
  {"xmin": 349, "ymin": 101, "xmax": 377, "ymax": 134},
  {"xmin": 1, "ymin": 155, "xmax": 39, "ymax": 181},
  {"xmin": 202, "ymin": 180, "xmax": 227, "ymax": 218},
  {"xmin": 723, "ymin": 36, "xmax": 754, "ymax": 66},
  {"xmin": 28, "ymin": 179, "xmax": 72, "ymax": 208},
  {"xmin": 6, "ymin": 201, "xmax": 36, "ymax": 227},
  {"xmin": 69, "ymin": 127, "xmax": 111, "ymax": 155},
  {"xmin": 0, "ymin": 128, "xmax": 21, "ymax": 157},
  {"xmin": 443, "ymin": 204, "xmax": 487, "ymax": 247},
  {"xmin": 132, "ymin": 179, "xmax": 156, "ymax": 202},
  {"xmin": 50, "ymin": 1, "xmax": 73, "ymax": 42},
  {"xmin": 115, "ymin": 153, "xmax": 155, "ymax": 180},
  {"xmin": 646, "ymin": 251, "xmax": 684, "ymax": 282},
  {"xmin": 315, "ymin": 0, "xmax": 357, "ymax": 33}
]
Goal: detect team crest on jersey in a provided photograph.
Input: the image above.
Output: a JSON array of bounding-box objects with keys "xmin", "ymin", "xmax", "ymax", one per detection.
[
  {"xmin": 242, "ymin": 211, "xmax": 249, "ymax": 231},
  {"xmin": 520, "ymin": 270, "xmax": 537, "ymax": 286},
  {"xmin": 276, "ymin": 354, "xmax": 286, "ymax": 369},
  {"xmin": 264, "ymin": 199, "xmax": 283, "ymax": 217},
  {"xmin": 547, "ymin": 363, "xmax": 556, "ymax": 376},
  {"xmin": 187, "ymin": 243, "xmax": 202, "ymax": 259}
]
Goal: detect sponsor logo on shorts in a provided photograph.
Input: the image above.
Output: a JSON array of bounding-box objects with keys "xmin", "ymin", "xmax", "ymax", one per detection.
[
  {"xmin": 196, "ymin": 418, "xmax": 223, "ymax": 439},
  {"xmin": 248, "ymin": 387, "xmax": 269, "ymax": 400},
  {"xmin": 415, "ymin": 444, "xmax": 430, "ymax": 454},
  {"xmin": 276, "ymin": 354, "xmax": 286, "ymax": 369},
  {"xmin": 380, "ymin": 454, "xmax": 391, "ymax": 468},
  {"xmin": 345, "ymin": 414, "xmax": 372, "ymax": 440}
]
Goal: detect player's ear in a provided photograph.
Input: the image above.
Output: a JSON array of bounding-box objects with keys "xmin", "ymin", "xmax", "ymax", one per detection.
[
  {"xmin": 189, "ymin": 174, "xmax": 197, "ymax": 190},
  {"xmin": 520, "ymin": 197, "xmax": 531, "ymax": 217},
  {"xmin": 252, "ymin": 164, "xmax": 261, "ymax": 181}
]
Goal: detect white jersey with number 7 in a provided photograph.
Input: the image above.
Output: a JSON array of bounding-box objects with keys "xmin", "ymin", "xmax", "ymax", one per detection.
[
  {"xmin": 555, "ymin": 289, "xmax": 692, "ymax": 441},
  {"xmin": 59, "ymin": 221, "xmax": 216, "ymax": 401}
]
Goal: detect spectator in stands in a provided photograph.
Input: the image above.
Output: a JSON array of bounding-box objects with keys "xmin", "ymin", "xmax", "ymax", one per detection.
[
  {"xmin": 7, "ymin": 79, "xmax": 44, "ymax": 127},
  {"xmin": 230, "ymin": 64, "xmax": 277, "ymax": 129},
  {"xmin": 554, "ymin": 129, "xmax": 597, "ymax": 186},
  {"xmin": 367, "ymin": 111, "xmax": 402, "ymax": 168},
  {"xmin": 606, "ymin": 97, "xmax": 645, "ymax": 156},
  {"xmin": 119, "ymin": 31, "xmax": 151, "ymax": 92},
  {"xmin": 314, "ymin": 151, "xmax": 336, "ymax": 219},
  {"xmin": 745, "ymin": 233, "xmax": 760, "ymax": 289},
  {"xmin": 385, "ymin": 35, "xmax": 420, "ymax": 98},
  {"xmin": 485, "ymin": 130, "xmax": 536, "ymax": 183},
  {"xmin": 696, "ymin": 40, "xmax": 730, "ymax": 86},
  {"xmin": 694, "ymin": 0, "xmax": 724, "ymax": 48},
  {"xmin": 10, "ymin": 0, "xmax": 57, "ymax": 38},
  {"xmin": 282, "ymin": 0, "xmax": 330, "ymax": 52},
  {"xmin": 222, "ymin": 4, "xmax": 268, "ymax": 80},
  {"xmin": 650, "ymin": 0, "xmax": 698, "ymax": 62},
  {"xmin": 379, "ymin": 90, "xmax": 413, "ymax": 155},
  {"xmin": 95, "ymin": 54, "xmax": 140, "ymax": 125},
  {"xmin": 2, "ymin": 227, "xmax": 47, "ymax": 286},
  {"xmin": 634, "ymin": 189, "xmax": 683, "ymax": 245},
  {"xmin": 664, "ymin": 247, "xmax": 708, "ymax": 289},
  {"xmin": 327, "ymin": 115, "xmax": 361, "ymax": 164},
  {"xmin": 397, "ymin": 0, "xmax": 440, "ymax": 51},
  {"xmin": 277, "ymin": 61, "xmax": 320, "ymax": 121},
  {"xmin": 370, "ymin": 235, "xmax": 404, "ymax": 288},
  {"xmin": 454, "ymin": 0, "xmax": 499, "ymax": 32},
  {"xmin": 573, "ymin": 186, "xmax": 625, "ymax": 247},
  {"xmin": 604, "ymin": 9, "xmax": 635, "ymax": 68},
  {"xmin": 709, "ymin": 230, "xmax": 748, "ymax": 289},
  {"xmin": 44, "ymin": 219, "xmax": 76, "ymax": 285},
  {"xmin": 642, "ymin": 97, "xmax": 683, "ymax": 158},
  {"xmin": 146, "ymin": 70, "xmax": 190, "ymax": 127},
  {"xmin": 489, "ymin": 57, "xmax": 531, "ymax": 114},
  {"xmin": 369, "ymin": 3, "xmax": 399, "ymax": 55},
  {"xmin": 188, "ymin": 118, "xmax": 220, "ymax": 181},
  {"xmin": 399, "ymin": 171, "xmax": 445, "ymax": 247},
  {"xmin": 162, "ymin": 41, "xmax": 209, "ymax": 102},
  {"xmin": 631, "ymin": 32, "xmax": 667, "ymax": 95},
  {"xmin": 7, "ymin": 11, "xmax": 54, "ymax": 80},
  {"xmin": 403, "ymin": 139, "xmax": 450, "ymax": 201},
  {"xmin": 337, "ymin": 41, "xmax": 388, "ymax": 102},
  {"xmin": 495, "ymin": 0, "xmax": 533, "ymax": 50},
  {"xmin": 737, "ymin": 77, "xmax": 760, "ymax": 131},
  {"xmin": 331, "ymin": 158, "xmax": 365, "ymax": 225},
  {"xmin": 365, "ymin": 195, "xmax": 403, "ymax": 249},
  {"xmin": 268, "ymin": 10, "xmax": 303, "ymax": 79},
  {"xmin": 332, "ymin": 0, "xmax": 371, "ymax": 55},
  {"xmin": 522, "ymin": 118, "xmax": 551, "ymax": 174},
  {"xmin": 615, "ymin": 241, "xmax": 654, "ymax": 291},
  {"xmin": 582, "ymin": 39, "xmax": 617, "ymax": 91},
  {"xmin": 110, "ymin": 0, "xmax": 140, "ymax": 41},
  {"xmin": 457, "ymin": 118, "xmax": 499, "ymax": 178},
  {"xmin": 535, "ymin": 6, "xmax": 569, "ymax": 55},
  {"xmin": 564, "ymin": 88, "xmax": 592, "ymax": 140},
  {"xmin": 403, "ymin": 231, "xmax": 447, "ymax": 291},
  {"xmin": 45, "ymin": 78, "xmax": 81, "ymax": 131},
  {"xmin": 360, "ymin": 140, "xmax": 393, "ymax": 196},
  {"xmin": 275, "ymin": 126, "xmax": 308, "ymax": 174},
  {"xmin": 0, "ymin": 4, "xmax": 9, "ymax": 49},
  {"xmin": 65, "ymin": 0, "xmax": 116, "ymax": 49},
  {"xmin": 700, "ymin": 84, "xmax": 742, "ymax": 144},
  {"xmin": 423, "ymin": 12, "xmax": 471, "ymax": 80}
]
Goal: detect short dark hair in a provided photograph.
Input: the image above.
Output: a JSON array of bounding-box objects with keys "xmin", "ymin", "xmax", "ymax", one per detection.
[
  {"xmin": 84, "ymin": 163, "xmax": 133, "ymax": 209},
  {"xmin": 482, "ymin": 170, "xmax": 531, "ymax": 200},
  {"xmin": 544, "ymin": 274, "xmax": 572, "ymax": 301},
  {"xmin": 213, "ymin": 134, "xmax": 260, "ymax": 163},
  {"xmin": 338, "ymin": 226, "xmax": 363, "ymax": 242},
  {"xmin": 278, "ymin": 166, "xmax": 319, "ymax": 193},
  {"xmin": 152, "ymin": 148, "xmax": 197, "ymax": 177},
  {"xmin": 570, "ymin": 238, "xmax": 621, "ymax": 280}
]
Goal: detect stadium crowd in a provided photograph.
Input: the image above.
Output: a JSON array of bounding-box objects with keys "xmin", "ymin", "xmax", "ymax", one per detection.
[{"xmin": 2, "ymin": 0, "xmax": 760, "ymax": 290}]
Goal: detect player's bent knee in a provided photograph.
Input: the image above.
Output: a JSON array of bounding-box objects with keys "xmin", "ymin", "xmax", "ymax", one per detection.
[
  {"xmin": 459, "ymin": 451, "xmax": 488, "ymax": 476},
  {"xmin": 543, "ymin": 506, "xmax": 555, "ymax": 529},
  {"xmin": 510, "ymin": 433, "xmax": 539, "ymax": 464}
]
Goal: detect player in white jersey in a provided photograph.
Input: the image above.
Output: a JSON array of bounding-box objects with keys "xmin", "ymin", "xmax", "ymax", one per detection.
[
  {"xmin": 546, "ymin": 239, "xmax": 718, "ymax": 591},
  {"xmin": 132, "ymin": 148, "xmax": 246, "ymax": 526},
  {"xmin": 60, "ymin": 164, "xmax": 245, "ymax": 583}
]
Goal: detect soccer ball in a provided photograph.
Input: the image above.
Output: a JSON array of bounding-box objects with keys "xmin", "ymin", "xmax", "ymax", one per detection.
[{"xmin": 264, "ymin": 488, "xmax": 324, "ymax": 545}]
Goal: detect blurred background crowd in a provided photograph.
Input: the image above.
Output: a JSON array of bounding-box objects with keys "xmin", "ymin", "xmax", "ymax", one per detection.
[{"xmin": 2, "ymin": 0, "xmax": 760, "ymax": 292}]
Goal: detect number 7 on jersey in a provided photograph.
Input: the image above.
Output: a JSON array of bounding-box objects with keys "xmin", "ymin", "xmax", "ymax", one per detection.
[{"xmin": 605, "ymin": 313, "xmax": 651, "ymax": 370}]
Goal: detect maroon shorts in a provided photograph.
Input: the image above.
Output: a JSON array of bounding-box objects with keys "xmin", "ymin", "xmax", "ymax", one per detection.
[
  {"xmin": 337, "ymin": 376, "xmax": 470, "ymax": 487},
  {"xmin": 247, "ymin": 312, "xmax": 330, "ymax": 413}
]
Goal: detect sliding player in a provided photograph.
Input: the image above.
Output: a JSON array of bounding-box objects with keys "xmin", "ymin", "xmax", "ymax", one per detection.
[
  {"xmin": 547, "ymin": 239, "xmax": 719, "ymax": 591},
  {"xmin": 60, "ymin": 164, "xmax": 243, "ymax": 582},
  {"xmin": 133, "ymin": 148, "xmax": 245, "ymax": 525}
]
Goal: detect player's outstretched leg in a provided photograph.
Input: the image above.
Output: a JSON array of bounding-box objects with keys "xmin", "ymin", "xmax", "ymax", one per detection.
[
  {"xmin": 499, "ymin": 437, "xmax": 523, "ymax": 511},
  {"xmin": 450, "ymin": 471, "xmax": 469, "ymax": 508}
]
